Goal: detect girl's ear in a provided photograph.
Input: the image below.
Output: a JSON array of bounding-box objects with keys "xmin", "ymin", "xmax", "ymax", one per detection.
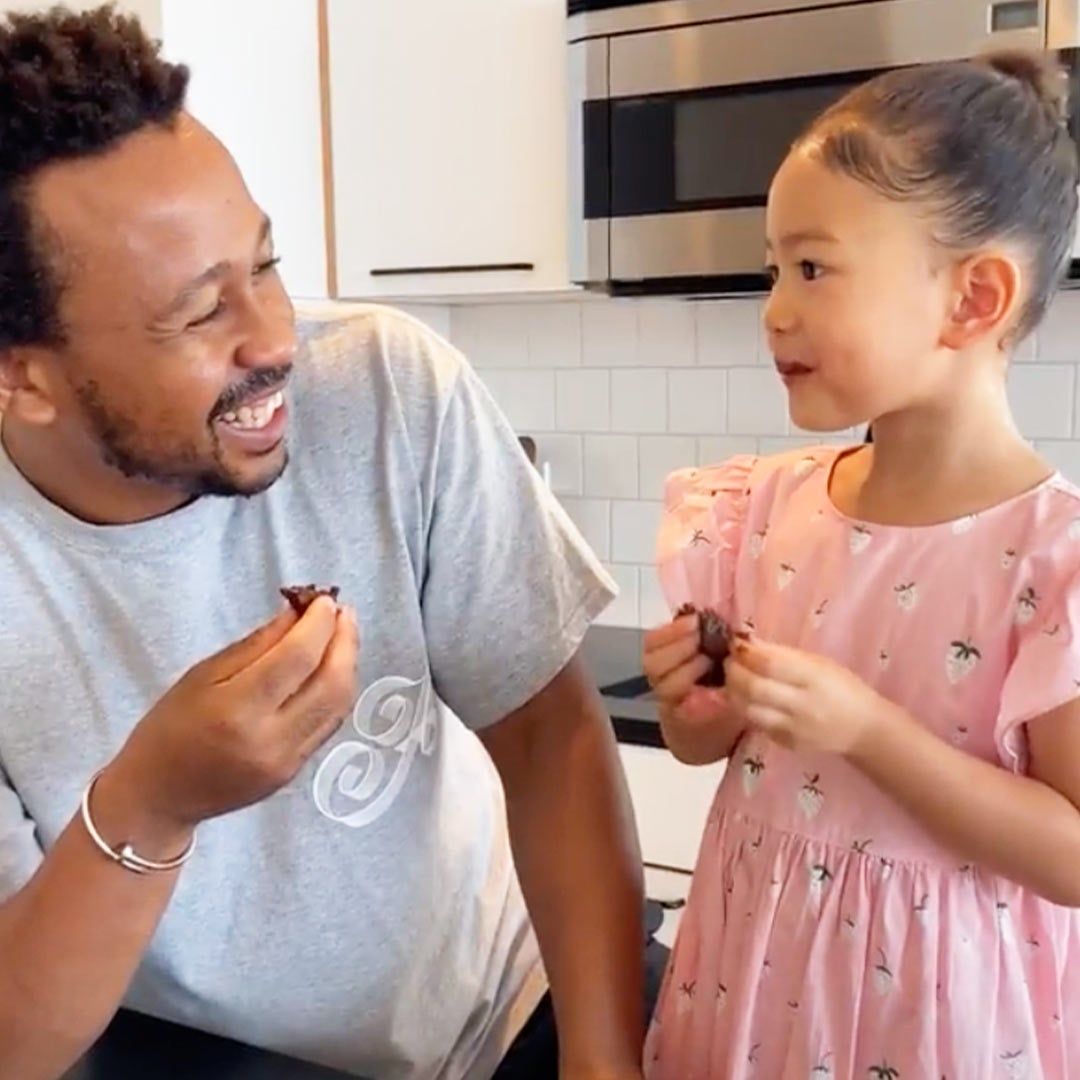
[{"xmin": 939, "ymin": 249, "xmax": 1023, "ymax": 352}]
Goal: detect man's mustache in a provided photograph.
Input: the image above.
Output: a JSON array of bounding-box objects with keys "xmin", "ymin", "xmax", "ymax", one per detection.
[{"xmin": 211, "ymin": 365, "xmax": 292, "ymax": 420}]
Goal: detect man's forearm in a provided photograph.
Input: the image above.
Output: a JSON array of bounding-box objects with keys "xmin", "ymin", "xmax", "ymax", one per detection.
[
  {"xmin": 0, "ymin": 767, "xmax": 189, "ymax": 1078},
  {"xmin": 485, "ymin": 659, "xmax": 645, "ymax": 1077},
  {"xmin": 850, "ymin": 702, "xmax": 1080, "ymax": 906}
]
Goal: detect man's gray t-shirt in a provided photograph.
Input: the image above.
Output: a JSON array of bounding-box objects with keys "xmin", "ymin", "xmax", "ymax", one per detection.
[{"xmin": 0, "ymin": 307, "xmax": 616, "ymax": 1078}]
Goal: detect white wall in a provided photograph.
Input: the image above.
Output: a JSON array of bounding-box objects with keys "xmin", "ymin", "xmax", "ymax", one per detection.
[{"xmin": 440, "ymin": 292, "xmax": 1080, "ymax": 630}]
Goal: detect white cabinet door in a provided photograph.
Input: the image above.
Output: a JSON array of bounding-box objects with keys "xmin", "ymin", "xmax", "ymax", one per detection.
[
  {"xmin": 619, "ymin": 743, "xmax": 726, "ymax": 872},
  {"xmin": 160, "ymin": 0, "xmax": 328, "ymax": 299},
  {"xmin": 326, "ymin": 0, "xmax": 572, "ymax": 299}
]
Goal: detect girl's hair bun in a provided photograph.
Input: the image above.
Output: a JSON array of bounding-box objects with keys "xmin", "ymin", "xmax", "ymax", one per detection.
[{"xmin": 982, "ymin": 49, "xmax": 1070, "ymax": 125}]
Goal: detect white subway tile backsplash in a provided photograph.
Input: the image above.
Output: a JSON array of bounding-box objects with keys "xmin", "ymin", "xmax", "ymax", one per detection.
[
  {"xmin": 560, "ymin": 497, "xmax": 611, "ymax": 560},
  {"xmin": 1013, "ymin": 333, "xmax": 1038, "ymax": 364},
  {"xmin": 612, "ymin": 369, "xmax": 668, "ymax": 433},
  {"xmin": 451, "ymin": 305, "xmax": 529, "ymax": 368},
  {"xmin": 728, "ymin": 367, "xmax": 788, "ymax": 436},
  {"xmin": 698, "ymin": 436, "xmax": 759, "ymax": 464},
  {"xmin": 639, "ymin": 567, "xmax": 671, "ymax": 628},
  {"xmin": 534, "ymin": 434, "xmax": 583, "ymax": 496},
  {"xmin": 1039, "ymin": 291, "xmax": 1080, "ymax": 365},
  {"xmin": 585, "ymin": 435, "xmax": 640, "ymax": 498},
  {"xmin": 639, "ymin": 436, "xmax": 697, "ymax": 501},
  {"xmin": 481, "ymin": 370, "xmax": 555, "ymax": 432},
  {"xmin": 595, "ymin": 564, "xmax": 639, "ymax": 627},
  {"xmin": 668, "ymin": 370, "xmax": 728, "ymax": 434},
  {"xmin": 639, "ymin": 302, "xmax": 696, "ymax": 367},
  {"xmin": 557, "ymin": 370, "xmax": 610, "ymax": 432},
  {"xmin": 527, "ymin": 303, "xmax": 582, "ymax": 367},
  {"xmin": 583, "ymin": 300, "xmax": 639, "ymax": 367},
  {"xmin": 1007, "ymin": 364, "xmax": 1074, "ymax": 439},
  {"xmin": 612, "ymin": 501, "xmax": 664, "ymax": 564},
  {"xmin": 449, "ymin": 291, "xmax": 1080, "ymax": 628},
  {"xmin": 695, "ymin": 300, "xmax": 762, "ymax": 366},
  {"xmin": 1036, "ymin": 440, "xmax": 1080, "ymax": 482},
  {"xmin": 758, "ymin": 435, "xmax": 822, "ymax": 455}
]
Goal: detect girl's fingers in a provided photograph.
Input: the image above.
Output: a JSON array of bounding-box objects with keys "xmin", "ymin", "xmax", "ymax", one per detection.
[
  {"xmin": 652, "ymin": 654, "xmax": 714, "ymax": 705},
  {"xmin": 675, "ymin": 686, "xmax": 728, "ymax": 724},
  {"xmin": 644, "ymin": 614, "xmax": 700, "ymax": 654},
  {"xmin": 743, "ymin": 703, "xmax": 790, "ymax": 732},
  {"xmin": 725, "ymin": 658, "xmax": 803, "ymax": 713},
  {"xmin": 644, "ymin": 629, "xmax": 704, "ymax": 685}
]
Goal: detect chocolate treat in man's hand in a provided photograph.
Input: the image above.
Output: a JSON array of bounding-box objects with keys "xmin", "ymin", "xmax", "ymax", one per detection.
[
  {"xmin": 676, "ymin": 603, "xmax": 733, "ymax": 687},
  {"xmin": 280, "ymin": 584, "xmax": 341, "ymax": 615}
]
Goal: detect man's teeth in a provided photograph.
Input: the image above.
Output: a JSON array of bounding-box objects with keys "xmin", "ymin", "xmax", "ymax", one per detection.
[{"xmin": 221, "ymin": 391, "xmax": 284, "ymax": 431}]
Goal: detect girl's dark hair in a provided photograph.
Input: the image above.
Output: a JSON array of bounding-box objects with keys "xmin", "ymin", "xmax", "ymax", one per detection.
[
  {"xmin": 0, "ymin": 4, "xmax": 189, "ymax": 350},
  {"xmin": 798, "ymin": 51, "xmax": 1079, "ymax": 339}
]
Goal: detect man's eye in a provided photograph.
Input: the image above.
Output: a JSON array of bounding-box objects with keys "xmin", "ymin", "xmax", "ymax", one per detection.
[{"xmin": 188, "ymin": 300, "xmax": 225, "ymax": 329}]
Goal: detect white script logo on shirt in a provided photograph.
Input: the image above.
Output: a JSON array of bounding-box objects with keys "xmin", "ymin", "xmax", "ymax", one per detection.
[{"xmin": 312, "ymin": 673, "xmax": 437, "ymax": 828}]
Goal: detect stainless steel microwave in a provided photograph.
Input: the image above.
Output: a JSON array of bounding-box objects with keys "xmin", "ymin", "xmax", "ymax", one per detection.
[{"xmin": 568, "ymin": 0, "xmax": 1080, "ymax": 295}]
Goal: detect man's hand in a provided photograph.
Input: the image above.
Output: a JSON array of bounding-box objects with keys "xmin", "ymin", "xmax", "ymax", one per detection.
[
  {"xmin": 723, "ymin": 636, "xmax": 886, "ymax": 756},
  {"xmin": 0, "ymin": 598, "xmax": 358, "ymax": 1077},
  {"xmin": 95, "ymin": 598, "xmax": 359, "ymax": 854}
]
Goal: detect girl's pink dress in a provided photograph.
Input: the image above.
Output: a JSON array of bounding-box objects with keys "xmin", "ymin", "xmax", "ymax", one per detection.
[{"xmin": 646, "ymin": 447, "xmax": 1080, "ymax": 1080}]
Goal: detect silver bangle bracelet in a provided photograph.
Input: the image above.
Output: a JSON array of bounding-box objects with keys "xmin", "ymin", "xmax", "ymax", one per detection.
[{"xmin": 80, "ymin": 769, "xmax": 197, "ymax": 875}]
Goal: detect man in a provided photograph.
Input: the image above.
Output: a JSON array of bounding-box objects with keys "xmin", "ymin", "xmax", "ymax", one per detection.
[{"xmin": 0, "ymin": 7, "xmax": 644, "ymax": 1078}]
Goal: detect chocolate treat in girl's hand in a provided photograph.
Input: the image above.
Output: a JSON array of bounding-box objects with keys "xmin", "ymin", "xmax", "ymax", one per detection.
[
  {"xmin": 280, "ymin": 584, "xmax": 341, "ymax": 615},
  {"xmin": 677, "ymin": 603, "xmax": 734, "ymax": 686}
]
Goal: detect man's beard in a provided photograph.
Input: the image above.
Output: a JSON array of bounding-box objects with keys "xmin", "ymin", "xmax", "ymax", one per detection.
[{"xmin": 73, "ymin": 368, "xmax": 291, "ymax": 499}]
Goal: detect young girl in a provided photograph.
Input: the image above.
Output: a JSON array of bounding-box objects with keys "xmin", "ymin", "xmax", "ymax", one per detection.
[{"xmin": 643, "ymin": 53, "xmax": 1080, "ymax": 1079}]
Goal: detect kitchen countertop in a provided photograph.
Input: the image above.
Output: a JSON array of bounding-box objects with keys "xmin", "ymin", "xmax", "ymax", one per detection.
[{"xmin": 64, "ymin": 1009, "xmax": 358, "ymax": 1079}]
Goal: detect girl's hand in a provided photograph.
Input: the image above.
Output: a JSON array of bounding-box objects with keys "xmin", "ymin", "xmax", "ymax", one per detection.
[
  {"xmin": 643, "ymin": 614, "xmax": 743, "ymax": 765},
  {"xmin": 724, "ymin": 637, "xmax": 892, "ymax": 756},
  {"xmin": 643, "ymin": 613, "xmax": 723, "ymax": 721}
]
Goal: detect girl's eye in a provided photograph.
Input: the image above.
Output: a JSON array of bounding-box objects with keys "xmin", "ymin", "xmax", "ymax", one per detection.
[
  {"xmin": 800, "ymin": 260, "xmax": 822, "ymax": 282},
  {"xmin": 255, "ymin": 256, "xmax": 282, "ymax": 277},
  {"xmin": 764, "ymin": 264, "xmax": 779, "ymax": 286}
]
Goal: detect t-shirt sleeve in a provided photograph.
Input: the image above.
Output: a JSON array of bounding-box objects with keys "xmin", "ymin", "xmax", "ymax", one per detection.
[
  {"xmin": 420, "ymin": 363, "xmax": 617, "ymax": 731},
  {"xmin": 655, "ymin": 456, "xmax": 756, "ymax": 626},
  {"xmin": 0, "ymin": 764, "xmax": 42, "ymax": 903},
  {"xmin": 996, "ymin": 562, "xmax": 1080, "ymax": 773}
]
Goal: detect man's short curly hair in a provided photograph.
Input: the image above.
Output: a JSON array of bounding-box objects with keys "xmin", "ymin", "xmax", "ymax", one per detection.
[{"xmin": 0, "ymin": 4, "xmax": 189, "ymax": 350}]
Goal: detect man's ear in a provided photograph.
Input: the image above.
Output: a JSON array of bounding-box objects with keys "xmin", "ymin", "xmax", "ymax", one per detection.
[
  {"xmin": 0, "ymin": 346, "xmax": 60, "ymax": 425},
  {"xmin": 939, "ymin": 249, "xmax": 1023, "ymax": 353}
]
